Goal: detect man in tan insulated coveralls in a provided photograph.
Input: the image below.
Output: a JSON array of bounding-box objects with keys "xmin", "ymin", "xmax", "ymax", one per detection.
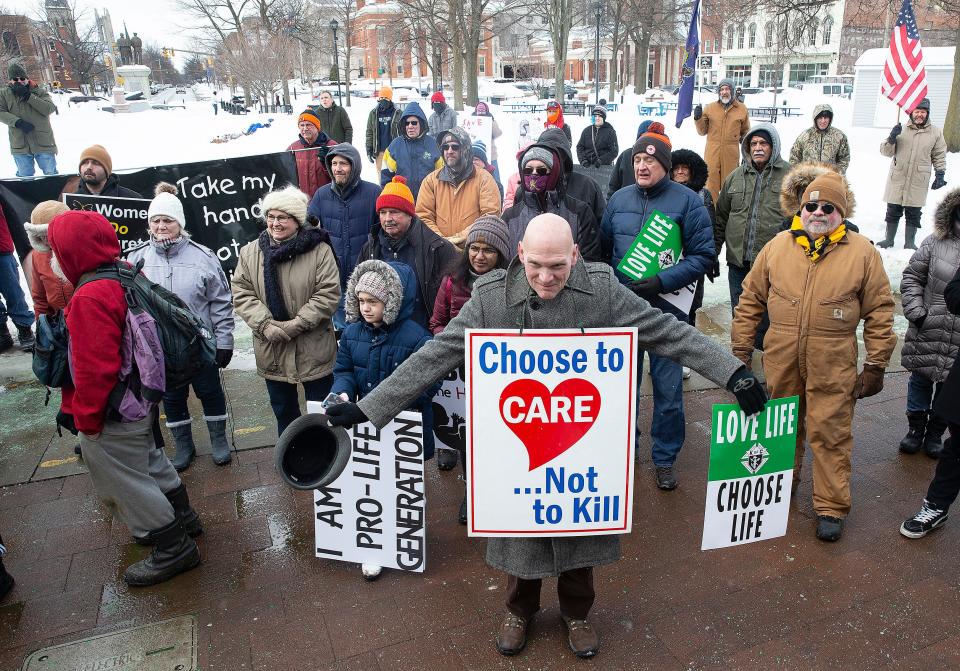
[
  {"xmin": 731, "ymin": 171, "xmax": 897, "ymax": 542},
  {"xmin": 694, "ymin": 78, "xmax": 750, "ymax": 201}
]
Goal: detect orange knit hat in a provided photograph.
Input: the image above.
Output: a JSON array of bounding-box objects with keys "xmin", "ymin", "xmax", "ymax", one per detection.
[{"xmin": 297, "ymin": 110, "xmax": 321, "ymax": 130}]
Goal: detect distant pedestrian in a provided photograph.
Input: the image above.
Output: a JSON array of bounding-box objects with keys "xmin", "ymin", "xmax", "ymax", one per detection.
[
  {"xmin": 365, "ymin": 86, "xmax": 402, "ymax": 171},
  {"xmin": 310, "ymin": 90, "xmax": 353, "ymax": 144},
  {"xmin": 789, "ymin": 104, "xmax": 850, "ymax": 174},
  {"xmin": 0, "ymin": 61, "xmax": 58, "ymax": 176},
  {"xmin": 543, "ymin": 100, "xmax": 571, "ymax": 143},
  {"xmin": 428, "ymin": 91, "xmax": 457, "ymax": 137},
  {"xmin": 694, "ymin": 78, "xmax": 750, "ymax": 201},
  {"xmin": 575, "ymin": 105, "xmax": 618, "ymax": 167}
]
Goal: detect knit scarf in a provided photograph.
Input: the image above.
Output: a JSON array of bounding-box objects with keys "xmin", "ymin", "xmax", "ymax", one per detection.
[
  {"xmin": 258, "ymin": 227, "xmax": 332, "ymax": 320},
  {"xmin": 790, "ymin": 218, "xmax": 846, "ymax": 263}
]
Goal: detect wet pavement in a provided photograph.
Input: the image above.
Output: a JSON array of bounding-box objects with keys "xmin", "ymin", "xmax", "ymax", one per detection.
[{"xmin": 2, "ymin": 365, "xmax": 959, "ymax": 670}]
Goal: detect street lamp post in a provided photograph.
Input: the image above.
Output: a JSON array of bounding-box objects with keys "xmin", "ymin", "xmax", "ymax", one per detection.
[
  {"xmin": 594, "ymin": 1, "xmax": 602, "ymax": 106},
  {"xmin": 330, "ymin": 18, "xmax": 343, "ymax": 106}
]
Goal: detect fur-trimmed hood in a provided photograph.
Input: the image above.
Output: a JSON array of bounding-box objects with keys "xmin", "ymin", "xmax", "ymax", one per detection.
[
  {"xmin": 779, "ymin": 161, "xmax": 856, "ymax": 218},
  {"xmin": 344, "ymin": 259, "xmax": 415, "ymax": 326},
  {"xmin": 670, "ymin": 149, "xmax": 709, "ymax": 194},
  {"xmin": 24, "ymin": 222, "xmax": 52, "ymax": 251},
  {"xmin": 933, "ymin": 187, "xmax": 960, "ymax": 240}
]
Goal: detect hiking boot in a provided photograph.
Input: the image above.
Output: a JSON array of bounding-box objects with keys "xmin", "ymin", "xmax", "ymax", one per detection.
[
  {"xmin": 133, "ymin": 483, "xmax": 203, "ymax": 545},
  {"xmin": 437, "ymin": 447, "xmax": 457, "ymax": 471},
  {"xmin": 0, "ymin": 323, "xmax": 13, "ymax": 353},
  {"xmin": 923, "ymin": 411, "xmax": 947, "ymax": 459},
  {"xmin": 169, "ymin": 422, "xmax": 196, "ymax": 471},
  {"xmin": 899, "ymin": 411, "xmax": 926, "ymax": 455},
  {"xmin": 815, "ymin": 515, "xmax": 843, "ymax": 542},
  {"xmin": 458, "ymin": 494, "xmax": 467, "ymax": 525},
  {"xmin": 123, "ymin": 517, "xmax": 200, "ymax": 586},
  {"xmin": 904, "ymin": 226, "xmax": 919, "ymax": 250},
  {"xmin": 496, "ymin": 613, "xmax": 529, "ymax": 656},
  {"xmin": 900, "ymin": 500, "xmax": 948, "ymax": 538},
  {"xmin": 361, "ymin": 563, "xmax": 382, "ymax": 581},
  {"xmin": 655, "ymin": 465, "xmax": 677, "ymax": 491},
  {"xmin": 206, "ymin": 418, "xmax": 232, "ymax": 465},
  {"xmin": 877, "ymin": 221, "xmax": 897, "ymax": 248},
  {"xmin": 563, "ymin": 617, "xmax": 599, "ymax": 658},
  {"xmin": 15, "ymin": 323, "xmax": 34, "ymax": 352}
]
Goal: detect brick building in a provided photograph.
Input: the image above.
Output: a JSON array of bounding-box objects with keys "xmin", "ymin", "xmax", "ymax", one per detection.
[{"xmin": 0, "ymin": 14, "xmax": 56, "ymax": 86}]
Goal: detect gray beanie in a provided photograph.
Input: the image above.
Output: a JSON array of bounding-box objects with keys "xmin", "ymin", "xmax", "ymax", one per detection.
[
  {"xmin": 466, "ymin": 215, "xmax": 511, "ymax": 260},
  {"xmin": 521, "ymin": 146, "xmax": 554, "ymax": 170},
  {"xmin": 356, "ymin": 270, "xmax": 390, "ymax": 304},
  {"xmin": 718, "ymin": 79, "xmax": 734, "ymax": 93}
]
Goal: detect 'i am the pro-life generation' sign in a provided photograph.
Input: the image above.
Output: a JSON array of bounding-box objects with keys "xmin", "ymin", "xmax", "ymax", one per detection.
[
  {"xmin": 702, "ymin": 396, "xmax": 800, "ymax": 550},
  {"xmin": 615, "ymin": 210, "xmax": 696, "ymax": 314},
  {"xmin": 466, "ymin": 329, "xmax": 637, "ymax": 537},
  {"xmin": 312, "ymin": 408, "xmax": 426, "ymax": 572}
]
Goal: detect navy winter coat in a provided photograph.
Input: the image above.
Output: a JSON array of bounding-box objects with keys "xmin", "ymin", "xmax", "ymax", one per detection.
[
  {"xmin": 308, "ymin": 143, "xmax": 382, "ymax": 290},
  {"xmin": 380, "ymin": 101, "xmax": 442, "ymax": 200}
]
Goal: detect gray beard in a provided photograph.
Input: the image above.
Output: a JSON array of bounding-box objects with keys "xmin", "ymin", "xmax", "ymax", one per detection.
[{"xmin": 804, "ymin": 219, "xmax": 838, "ymax": 238}]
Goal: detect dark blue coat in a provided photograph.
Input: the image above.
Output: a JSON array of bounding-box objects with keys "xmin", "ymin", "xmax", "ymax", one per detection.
[
  {"xmin": 332, "ymin": 261, "xmax": 438, "ymax": 458},
  {"xmin": 308, "ymin": 143, "xmax": 382, "ymax": 290},
  {"xmin": 601, "ymin": 175, "xmax": 716, "ymax": 319},
  {"xmin": 380, "ymin": 101, "xmax": 442, "ymax": 200}
]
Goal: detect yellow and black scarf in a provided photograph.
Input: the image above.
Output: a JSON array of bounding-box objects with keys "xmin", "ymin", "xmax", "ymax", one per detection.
[{"xmin": 790, "ymin": 216, "xmax": 846, "ymax": 263}]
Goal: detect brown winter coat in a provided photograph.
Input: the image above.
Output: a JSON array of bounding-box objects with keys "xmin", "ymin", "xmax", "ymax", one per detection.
[
  {"xmin": 232, "ymin": 236, "xmax": 341, "ymax": 383},
  {"xmin": 695, "ymin": 98, "xmax": 750, "ymax": 201},
  {"xmin": 731, "ymin": 228, "xmax": 897, "ymax": 517},
  {"xmin": 24, "ymin": 221, "xmax": 73, "ymax": 318},
  {"xmin": 416, "ymin": 167, "xmax": 501, "ymax": 247},
  {"xmin": 881, "ymin": 120, "xmax": 947, "ymax": 208}
]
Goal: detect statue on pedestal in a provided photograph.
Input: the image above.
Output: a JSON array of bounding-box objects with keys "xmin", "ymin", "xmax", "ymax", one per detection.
[
  {"xmin": 131, "ymin": 33, "xmax": 143, "ymax": 66},
  {"xmin": 117, "ymin": 33, "xmax": 132, "ymax": 66}
]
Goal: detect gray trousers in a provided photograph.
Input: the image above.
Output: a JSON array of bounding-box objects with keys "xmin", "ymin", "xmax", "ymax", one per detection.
[{"xmin": 80, "ymin": 414, "xmax": 181, "ymax": 538}]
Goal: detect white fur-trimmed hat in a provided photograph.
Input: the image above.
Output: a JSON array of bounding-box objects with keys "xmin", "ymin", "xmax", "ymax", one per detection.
[
  {"xmin": 261, "ymin": 185, "xmax": 309, "ymax": 227},
  {"xmin": 148, "ymin": 182, "xmax": 186, "ymax": 229}
]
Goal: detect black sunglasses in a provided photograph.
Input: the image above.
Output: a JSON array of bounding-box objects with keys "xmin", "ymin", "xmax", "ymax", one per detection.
[
  {"xmin": 12, "ymin": 77, "xmax": 27, "ymax": 82},
  {"xmin": 803, "ymin": 201, "xmax": 836, "ymax": 215},
  {"xmin": 522, "ymin": 167, "xmax": 549, "ymax": 176},
  {"xmin": 440, "ymin": 143, "xmax": 461, "ymax": 151},
  {"xmin": 404, "ymin": 119, "xmax": 419, "ymax": 126}
]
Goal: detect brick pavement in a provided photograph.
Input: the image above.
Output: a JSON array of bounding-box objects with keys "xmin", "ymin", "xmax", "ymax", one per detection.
[{"xmin": 2, "ymin": 372, "xmax": 960, "ymax": 670}]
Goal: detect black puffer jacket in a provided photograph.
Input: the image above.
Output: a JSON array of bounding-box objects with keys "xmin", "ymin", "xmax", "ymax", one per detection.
[
  {"xmin": 901, "ymin": 187, "xmax": 960, "ymax": 382},
  {"xmin": 537, "ymin": 128, "xmax": 605, "ymax": 227},
  {"xmin": 73, "ymin": 173, "xmax": 142, "ymax": 199},
  {"xmin": 671, "ymin": 149, "xmax": 715, "ymax": 224},
  {"xmin": 502, "ymin": 190, "xmax": 602, "ymax": 262},
  {"xmin": 576, "ymin": 122, "xmax": 619, "ymax": 167}
]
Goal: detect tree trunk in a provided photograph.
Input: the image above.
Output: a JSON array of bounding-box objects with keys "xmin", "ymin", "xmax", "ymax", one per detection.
[
  {"xmin": 633, "ymin": 39, "xmax": 642, "ymax": 90},
  {"xmin": 637, "ymin": 32, "xmax": 651, "ymax": 93},
  {"xmin": 344, "ymin": 36, "xmax": 352, "ymax": 106},
  {"xmin": 944, "ymin": 25, "xmax": 960, "ymax": 152}
]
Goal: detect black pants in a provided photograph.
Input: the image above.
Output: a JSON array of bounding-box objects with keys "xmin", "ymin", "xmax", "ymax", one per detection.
[
  {"xmin": 926, "ymin": 423, "xmax": 960, "ymax": 509},
  {"xmin": 506, "ymin": 566, "xmax": 595, "ymax": 620},
  {"xmin": 885, "ymin": 203, "xmax": 922, "ymax": 229}
]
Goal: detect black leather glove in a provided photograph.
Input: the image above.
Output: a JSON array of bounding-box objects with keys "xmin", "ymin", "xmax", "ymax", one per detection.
[
  {"xmin": 215, "ymin": 348, "xmax": 233, "ymax": 368},
  {"xmin": 888, "ymin": 123, "xmax": 902, "ymax": 143},
  {"xmin": 14, "ymin": 118, "xmax": 34, "ymax": 133},
  {"xmin": 628, "ymin": 276, "xmax": 662, "ymax": 299},
  {"xmin": 693, "ymin": 104, "xmax": 703, "ymax": 121},
  {"xmin": 317, "ymin": 144, "xmax": 330, "ymax": 162},
  {"xmin": 706, "ymin": 260, "xmax": 721, "ymax": 282},
  {"xmin": 726, "ymin": 367, "xmax": 768, "ymax": 417},
  {"xmin": 56, "ymin": 410, "xmax": 79, "ymax": 436},
  {"xmin": 325, "ymin": 402, "xmax": 369, "ymax": 428},
  {"xmin": 932, "ymin": 170, "xmax": 946, "ymax": 190}
]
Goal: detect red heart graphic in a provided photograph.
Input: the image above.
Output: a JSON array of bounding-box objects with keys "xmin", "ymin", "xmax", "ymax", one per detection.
[{"xmin": 499, "ymin": 378, "xmax": 601, "ymax": 471}]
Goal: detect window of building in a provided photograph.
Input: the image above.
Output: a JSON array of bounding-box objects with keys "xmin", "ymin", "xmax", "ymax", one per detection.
[
  {"xmin": 736, "ymin": 24, "xmax": 745, "ymax": 49},
  {"xmin": 726, "ymin": 64, "xmax": 751, "ymax": 86},
  {"xmin": 49, "ymin": 39, "xmax": 55, "ymax": 51},
  {"xmin": 789, "ymin": 62, "xmax": 829, "ymax": 83},
  {"xmin": 726, "ymin": 29, "xmax": 733, "ymax": 50},
  {"xmin": 748, "ymin": 23, "xmax": 756, "ymax": 48},
  {"xmin": 541, "ymin": 16, "xmax": 548, "ymax": 24},
  {"xmin": 765, "ymin": 22, "xmax": 773, "ymax": 47},
  {"xmin": 397, "ymin": 61, "xmax": 404, "ymax": 76},
  {"xmin": 758, "ymin": 64, "xmax": 782, "ymax": 86},
  {"xmin": 822, "ymin": 17, "xmax": 833, "ymax": 44},
  {"xmin": 714, "ymin": 37, "xmax": 720, "ymax": 52},
  {"xmin": 808, "ymin": 23, "xmax": 817, "ymax": 46},
  {"xmin": 793, "ymin": 23, "xmax": 803, "ymax": 43},
  {"xmin": 479, "ymin": 55, "xmax": 486, "ymax": 75},
  {"xmin": 2, "ymin": 32, "xmax": 21, "ymax": 56}
]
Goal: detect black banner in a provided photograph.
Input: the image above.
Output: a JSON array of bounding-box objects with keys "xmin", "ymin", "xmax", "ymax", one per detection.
[
  {"xmin": 0, "ymin": 151, "xmax": 298, "ymax": 273},
  {"xmin": 61, "ymin": 193, "xmax": 152, "ymax": 254}
]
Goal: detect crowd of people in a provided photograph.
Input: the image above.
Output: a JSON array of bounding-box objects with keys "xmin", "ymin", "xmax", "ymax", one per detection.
[{"xmin": 0, "ymin": 65, "xmax": 958, "ymax": 660}]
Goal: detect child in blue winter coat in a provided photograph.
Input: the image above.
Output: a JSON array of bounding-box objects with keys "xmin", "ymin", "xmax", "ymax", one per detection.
[{"xmin": 332, "ymin": 258, "xmax": 438, "ymax": 581}]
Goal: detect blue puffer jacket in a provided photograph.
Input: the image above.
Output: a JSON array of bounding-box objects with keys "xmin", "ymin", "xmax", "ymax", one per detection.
[
  {"xmin": 308, "ymin": 143, "xmax": 382, "ymax": 290},
  {"xmin": 332, "ymin": 260, "xmax": 438, "ymax": 458},
  {"xmin": 380, "ymin": 102, "xmax": 442, "ymax": 200},
  {"xmin": 601, "ymin": 175, "xmax": 716, "ymax": 319}
]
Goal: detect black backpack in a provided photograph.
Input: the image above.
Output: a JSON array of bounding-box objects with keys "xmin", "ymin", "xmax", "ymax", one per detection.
[
  {"xmin": 76, "ymin": 259, "xmax": 217, "ymax": 391},
  {"xmin": 32, "ymin": 309, "xmax": 70, "ymax": 389}
]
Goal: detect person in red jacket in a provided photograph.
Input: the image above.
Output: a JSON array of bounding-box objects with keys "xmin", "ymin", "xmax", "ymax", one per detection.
[
  {"xmin": 24, "ymin": 201, "xmax": 73, "ymax": 319},
  {"xmin": 543, "ymin": 100, "xmax": 572, "ymax": 144},
  {"xmin": 287, "ymin": 109, "xmax": 337, "ymax": 198},
  {"xmin": 47, "ymin": 210, "xmax": 203, "ymax": 587}
]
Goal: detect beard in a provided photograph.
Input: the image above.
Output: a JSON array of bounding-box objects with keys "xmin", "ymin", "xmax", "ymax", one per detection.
[
  {"xmin": 720, "ymin": 93, "xmax": 732, "ymax": 104},
  {"xmin": 804, "ymin": 218, "xmax": 838, "ymax": 238}
]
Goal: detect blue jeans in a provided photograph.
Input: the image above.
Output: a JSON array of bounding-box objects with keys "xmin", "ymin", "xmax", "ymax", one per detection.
[
  {"xmin": 637, "ymin": 349, "xmax": 685, "ymax": 467},
  {"xmin": 162, "ymin": 362, "xmax": 228, "ymax": 424},
  {"xmin": 0, "ymin": 253, "xmax": 33, "ymax": 328},
  {"xmin": 906, "ymin": 372, "xmax": 943, "ymax": 413},
  {"xmin": 265, "ymin": 375, "xmax": 333, "ymax": 437},
  {"xmin": 13, "ymin": 153, "xmax": 57, "ymax": 177},
  {"xmin": 728, "ymin": 263, "xmax": 769, "ymax": 351}
]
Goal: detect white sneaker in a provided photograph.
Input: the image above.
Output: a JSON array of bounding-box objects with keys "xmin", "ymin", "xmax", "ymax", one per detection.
[
  {"xmin": 682, "ymin": 366, "xmax": 691, "ymax": 379},
  {"xmin": 361, "ymin": 563, "xmax": 382, "ymax": 581}
]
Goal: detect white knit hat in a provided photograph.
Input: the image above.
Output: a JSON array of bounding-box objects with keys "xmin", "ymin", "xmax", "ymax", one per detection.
[
  {"xmin": 148, "ymin": 182, "xmax": 186, "ymax": 229},
  {"xmin": 261, "ymin": 185, "xmax": 309, "ymax": 227}
]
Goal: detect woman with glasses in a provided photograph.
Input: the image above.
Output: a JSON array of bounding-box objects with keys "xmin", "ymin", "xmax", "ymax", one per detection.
[
  {"xmin": 380, "ymin": 101, "xmax": 442, "ymax": 200},
  {"xmin": 501, "ymin": 145, "xmax": 602, "ymax": 261},
  {"xmin": 232, "ymin": 186, "xmax": 341, "ymax": 437}
]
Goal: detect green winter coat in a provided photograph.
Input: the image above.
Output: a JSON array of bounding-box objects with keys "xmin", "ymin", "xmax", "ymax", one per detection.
[
  {"xmin": 310, "ymin": 102, "xmax": 353, "ymax": 144},
  {"xmin": 0, "ymin": 84, "xmax": 58, "ymax": 156},
  {"xmin": 881, "ymin": 120, "xmax": 947, "ymax": 208},
  {"xmin": 788, "ymin": 104, "xmax": 850, "ymax": 174},
  {"xmin": 715, "ymin": 123, "xmax": 791, "ymax": 269}
]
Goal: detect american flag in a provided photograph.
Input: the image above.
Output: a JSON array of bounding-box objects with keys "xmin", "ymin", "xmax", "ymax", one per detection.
[{"xmin": 881, "ymin": 0, "xmax": 928, "ymax": 113}]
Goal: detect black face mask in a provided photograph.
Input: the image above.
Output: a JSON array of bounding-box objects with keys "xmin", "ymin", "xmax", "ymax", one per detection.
[
  {"xmin": 10, "ymin": 81, "xmax": 30, "ymax": 99},
  {"xmin": 377, "ymin": 99, "xmax": 393, "ymax": 112},
  {"xmin": 432, "ymin": 102, "xmax": 443, "ymax": 113}
]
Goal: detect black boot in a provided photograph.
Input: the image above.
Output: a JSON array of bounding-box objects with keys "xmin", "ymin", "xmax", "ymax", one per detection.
[
  {"xmin": 899, "ymin": 411, "xmax": 927, "ymax": 454},
  {"xmin": 15, "ymin": 323, "xmax": 35, "ymax": 352},
  {"xmin": 904, "ymin": 226, "xmax": 920, "ymax": 250},
  {"xmin": 169, "ymin": 423, "xmax": 196, "ymax": 471},
  {"xmin": 123, "ymin": 517, "xmax": 200, "ymax": 586},
  {"xmin": 0, "ymin": 535, "xmax": 13, "ymax": 601},
  {"xmin": 0, "ymin": 322, "xmax": 12, "ymax": 353},
  {"xmin": 923, "ymin": 411, "xmax": 947, "ymax": 459},
  {"xmin": 134, "ymin": 483, "xmax": 203, "ymax": 545},
  {"xmin": 877, "ymin": 221, "xmax": 898, "ymax": 248}
]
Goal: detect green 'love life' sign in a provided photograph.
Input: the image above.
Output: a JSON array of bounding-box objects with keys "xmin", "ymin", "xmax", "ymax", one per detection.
[{"xmin": 615, "ymin": 210, "xmax": 683, "ymax": 281}]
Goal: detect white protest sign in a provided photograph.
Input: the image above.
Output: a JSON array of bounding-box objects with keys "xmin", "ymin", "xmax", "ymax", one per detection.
[
  {"xmin": 466, "ymin": 329, "xmax": 637, "ymax": 537},
  {"xmin": 701, "ymin": 396, "xmax": 800, "ymax": 550},
  {"xmin": 460, "ymin": 115, "xmax": 493, "ymax": 152},
  {"xmin": 432, "ymin": 362, "xmax": 467, "ymax": 455},
  {"xmin": 311, "ymin": 407, "xmax": 427, "ymax": 572}
]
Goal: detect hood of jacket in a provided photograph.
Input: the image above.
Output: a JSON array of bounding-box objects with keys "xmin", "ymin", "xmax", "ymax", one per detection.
[
  {"xmin": 740, "ymin": 122, "xmax": 783, "ymax": 167},
  {"xmin": 47, "ymin": 210, "xmax": 120, "ymax": 286},
  {"xmin": 437, "ymin": 127, "xmax": 474, "ymax": 183},
  {"xmin": 24, "ymin": 222, "xmax": 52, "ymax": 252},
  {"xmin": 535, "ymin": 127, "xmax": 575, "ymax": 173},
  {"xmin": 812, "ymin": 103, "xmax": 834, "ymax": 129},
  {"xmin": 779, "ymin": 161, "xmax": 857, "ymax": 218},
  {"xmin": 400, "ymin": 101, "xmax": 429, "ymax": 139},
  {"xmin": 344, "ymin": 258, "xmax": 415, "ymax": 326},
  {"xmin": 933, "ymin": 187, "xmax": 960, "ymax": 240},
  {"xmin": 325, "ymin": 142, "xmax": 363, "ymax": 195},
  {"xmin": 545, "ymin": 101, "xmax": 565, "ymax": 129},
  {"xmin": 670, "ymin": 148, "xmax": 709, "ymax": 194}
]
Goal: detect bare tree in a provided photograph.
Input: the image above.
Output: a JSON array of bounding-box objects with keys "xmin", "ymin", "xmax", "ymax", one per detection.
[
  {"xmin": 547, "ymin": 0, "xmax": 575, "ymax": 103},
  {"xmin": 34, "ymin": 0, "xmax": 109, "ymax": 89}
]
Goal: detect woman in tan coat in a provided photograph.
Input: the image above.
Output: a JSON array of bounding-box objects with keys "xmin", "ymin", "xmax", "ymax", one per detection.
[{"xmin": 232, "ymin": 186, "xmax": 342, "ymax": 436}]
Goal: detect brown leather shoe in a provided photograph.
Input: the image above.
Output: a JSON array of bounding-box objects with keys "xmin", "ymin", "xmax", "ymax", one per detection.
[
  {"xmin": 564, "ymin": 618, "xmax": 599, "ymax": 658},
  {"xmin": 496, "ymin": 613, "xmax": 528, "ymax": 656}
]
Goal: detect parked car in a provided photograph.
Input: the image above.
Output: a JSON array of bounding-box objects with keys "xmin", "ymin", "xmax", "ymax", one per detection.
[
  {"xmin": 69, "ymin": 95, "xmax": 107, "ymax": 103},
  {"xmin": 175, "ymin": 87, "xmax": 187, "ymax": 94}
]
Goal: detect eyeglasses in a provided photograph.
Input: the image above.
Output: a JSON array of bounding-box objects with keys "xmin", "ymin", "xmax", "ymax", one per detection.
[
  {"xmin": 440, "ymin": 143, "xmax": 461, "ymax": 151},
  {"xmin": 12, "ymin": 77, "xmax": 26, "ymax": 82},
  {"xmin": 404, "ymin": 120, "xmax": 420, "ymax": 126},
  {"xmin": 468, "ymin": 245, "xmax": 498, "ymax": 256},
  {"xmin": 266, "ymin": 214, "xmax": 292, "ymax": 224},
  {"xmin": 803, "ymin": 201, "xmax": 836, "ymax": 215},
  {"xmin": 522, "ymin": 167, "xmax": 549, "ymax": 176}
]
